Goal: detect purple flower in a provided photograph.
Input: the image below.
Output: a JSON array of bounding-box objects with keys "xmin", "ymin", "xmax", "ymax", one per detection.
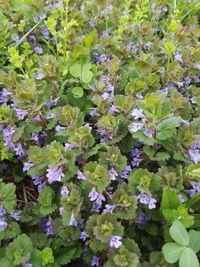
[
  {"xmin": 69, "ymin": 213, "xmax": 78, "ymax": 227},
  {"xmin": 137, "ymin": 193, "xmax": 157, "ymax": 209},
  {"xmin": 143, "ymin": 128, "xmax": 153, "ymax": 137},
  {"xmin": 14, "ymin": 143, "xmax": 25, "ymax": 159},
  {"xmin": 34, "ymin": 115, "xmax": 41, "ymax": 122},
  {"xmin": 10, "ymin": 210, "xmax": 22, "ymax": 221},
  {"xmin": 3, "ymin": 126, "xmax": 15, "ymax": 149},
  {"xmin": 34, "ymin": 46, "xmax": 43, "ymax": 55},
  {"xmin": 12, "ymin": 35, "xmax": 20, "ymax": 43},
  {"xmin": 88, "ymin": 188, "xmax": 99, "ymax": 201},
  {"xmin": 109, "ymin": 168, "xmax": 118, "ymax": 181},
  {"xmin": 23, "ymin": 162, "xmax": 34, "ymax": 172},
  {"xmin": 189, "ymin": 149, "xmax": 200, "ymax": 164},
  {"xmin": 91, "ymin": 256, "xmax": 100, "ymax": 267},
  {"xmin": 109, "ymin": 235, "xmax": 122, "ymax": 248},
  {"xmin": 108, "ymin": 105, "xmax": 118, "ymax": 114},
  {"xmin": 41, "ymin": 26, "xmax": 50, "ymax": 39},
  {"xmin": 36, "ymin": 72, "xmax": 45, "ymax": 80},
  {"xmin": 64, "ymin": 143, "xmax": 77, "ymax": 151},
  {"xmin": 12, "ymin": 105, "xmax": 28, "ymax": 120},
  {"xmin": 103, "ymin": 204, "xmax": 116, "ymax": 213},
  {"xmin": 59, "ymin": 207, "xmax": 64, "ymax": 215},
  {"xmin": 23, "ymin": 263, "xmax": 32, "ymax": 267},
  {"xmin": 46, "ymin": 112, "xmax": 55, "ymax": 119},
  {"xmin": 0, "ymin": 219, "xmax": 8, "ymax": 232},
  {"xmin": 55, "ymin": 125, "xmax": 66, "ymax": 132},
  {"xmin": 174, "ymin": 51, "xmax": 183, "ymax": 63},
  {"xmin": 98, "ymin": 54, "xmax": 109, "ymax": 63},
  {"xmin": 0, "ymin": 206, "xmax": 6, "ymax": 216},
  {"xmin": 44, "ymin": 96, "xmax": 59, "ymax": 108},
  {"xmin": 191, "ymin": 182, "xmax": 200, "ymax": 192},
  {"xmin": 90, "ymin": 108, "xmax": 99, "ymax": 117},
  {"xmin": 46, "ymin": 166, "xmax": 64, "ymax": 183},
  {"xmin": 90, "ymin": 21, "xmax": 96, "ymax": 27},
  {"xmin": 130, "ymin": 123, "xmax": 144, "ymax": 133},
  {"xmin": 80, "ymin": 231, "xmax": 89, "ymax": 241},
  {"xmin": 41, "ymin": 216, "xmax": 57, "ymax": 236},
  {"xmin": 120, "ymin": 166, "xmax": 132, "ymax": 179},
  {"xmin": 77, "ymin": 170, "xmax": 86, "ymax": 180},
  {"xmin": 60, "ymin": 185, "xmax": 69, "ymax": 196},
  {"xmin": 178, "ymin": 194, "xmax": 185, "ymax": 203},
  {"xmin": 135, "ymin": 211, "xmax": 149, "ymax": 224},
  {"xmin": 0, "ymin": 88, "xmax": 11, "ymax": 103}
]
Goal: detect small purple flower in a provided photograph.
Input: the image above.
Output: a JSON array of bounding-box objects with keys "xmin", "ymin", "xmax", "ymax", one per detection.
[
  {"xmin": 109, "ymin": 235, "xmax": 122, "ymax": 248},
  {"xmin": 77, "ymin": 170, "xmax": 86, "ymax": 180},
  {"xmin": 143, "ymin": 128, "xmax": 153, "ymax": 137},
  {"xmin": 90, "ymin": 21, "xmax": 96, "ymax": 27},
  {"xmin": 41, "ymin": 26, "xmax": 50, "ymax": 39},
  {"xmin": 34, "ymin": 115, "xmax": 41, "ymax": 122},
  {"xmin": 88, "ymin": 188, "xmax": 99, "ymax": 201},
  {"xmin": 60, "ymin": 185, "xmax": 69, "ymax": 196},
  {"xmin": 36, "ymin": 72, "xmax": 45, "ymax": 80},
  {"xmin": 135, "ymin": 211, "xmax": 149, "ymax": 224},
  {"xmin": 64, "ymin": 143, "xmax": 77, "ymax": 151},
  {"xmin": 46, "ymin": 166, "xmax": 64, "ymax": 184},
  {"xmin": 0, "ymin": 88, "xmax": 11, "ymax": 103},
  {"xmin": 59, "ymin": 207, "xmax": 64, "ymax": 215},
  {"xmin": 120, "ymin": 166, "xmax": 132, "ymax": 179},
  {"xmin": 12, "ymin": 35, "xmax": 20, "ymax": 43},
  {"xmin": 69, "ymin": 213, "xmax": 78, "ymax": 227},
  {"xmin": 90, "ymin": 108, "xmax": 99, "ymax": 117},
  {"xmin": 178, "ymin": 194, "xmax": 185, "ymax": 203},
  {"xmin": 174, "ymin": 51, "xmax": 183, "ymax": 63},
  {"xmin": 46, "ymin": 112, "xmax": 55, "ymax": 119},
  {"xmin": 0, "ymin": 219, "xmax": 8, "ymax": 232},
  {"xmin": 23, "ymin": 263, "xmax": 32, "ymax": 267},
  {"xmin": 3, "ymin": 126, "xmax": 15, "ymax": 149},
  {"xmin": 109, "ymin": 168, "xmax": 118, "ymax": 181},
  {"xmin": 34, "ymin": 46, "xmax": 43, "ymax": 55},
  {"xmin": 80, "ymin": 231, "xmax": 89, "ymax": 241},
  {"xmin": 12, "ymin": 105, "xmax": 28, "ymax": 120},
  {"xmin": 189, "ymin": 149, "xmax": 200, "ymax": 164},
  {"xmin": 23, "ymin": 162, "xmax": 34, "ymax": 172},
  {"xmin": 0, "ymin": 206, "xmax": 6, "ymax": 217},
  {"xmin": 91, "ymin": 256, "xmax": 100, "ymax": 267},
  {"xmin": 130, "ymin": 123, "xmax": 144, "ymax": 133},
  {"xmin": 101, "ymin": 92, "xmax": 111, "ymax": 100},
  {"xmin": 41, "ymin": 216, "xmax": 57, "ymax": 236},
  {"xmin": 10, "ymin": 210, "xmax": 22, "ymax": 221},
  {"xmin": 108, "ymin": 105, "xmax": 118, "ymax": 114},
  {"xmin": 137, "ymin": 193, "xmax": 157, "ymax": 209},
  {"xmin": 44, "ymin": 96, "xmax": 59, "ymax": 108},
  {"xmin": 14, "ymin": 143, "xmax": 25, "ymax": 159},
  {"xmin": 103, "ymin": 204, "xmax": 116, "ymax": 213},
  {"xmin": 55, "ymin": 125, "xmax": 66, "ymax": 132}
]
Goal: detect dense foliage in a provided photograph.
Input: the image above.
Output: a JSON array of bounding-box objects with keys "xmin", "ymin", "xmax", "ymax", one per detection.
[{"xmin": 0, "ymin": 0, "xmax": 200, "ymax": 266}]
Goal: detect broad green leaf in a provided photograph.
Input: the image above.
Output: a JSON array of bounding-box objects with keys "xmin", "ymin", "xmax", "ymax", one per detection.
[
  {"xmin": 169, "ymin": 220, "xmax": 189, "ymax": 246},
  {"xmin": 179, "ymin": 248, "xmax": 199, "ymax": 267},
  {"xmin": 82, "ymin": 70, "xmax": 93, "ymax": 83},
  {"xmin": 186, "ymin": 192, "xmax": 200, "ymax": 208},
  {"xmin": 160, "ymin": 187, "xmax": 181, "ymax": 212},
  {"xmin": 162, "ymin": 243, "xmax": 184, "ymax": 263},
  {"xmin": 69, "ymin": 63, "xmax": 81, "ymax": 77},
  {"xmin": 157, "ymin": 116, "xmax": 182, "ymax": 140},
  {"xmin": 72, "ymin": 87, "xmax": 84, "ymax": 98},
  {"xmin": 155, "ymin": 152, "xmax": 170, "ymax": 161},
  {"xmin": 188, "ymin": 230, "xmax": 200, "ymax": 253}
]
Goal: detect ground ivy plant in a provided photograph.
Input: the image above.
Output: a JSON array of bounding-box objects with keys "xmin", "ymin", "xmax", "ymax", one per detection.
[{"xmin": 0, "ymin": 0, "xmax": 200, "ymax": 266}]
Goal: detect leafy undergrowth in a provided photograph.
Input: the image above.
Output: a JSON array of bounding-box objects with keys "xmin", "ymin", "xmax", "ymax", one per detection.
[{"xmin": 0, "ymin": 0, "xmax": 200, "ymax": 266}]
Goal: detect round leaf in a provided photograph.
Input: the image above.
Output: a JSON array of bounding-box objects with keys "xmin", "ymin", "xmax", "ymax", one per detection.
[
  {"xmin": 162, "ymin": 243, "xmax": 184, "ymax": 263},
  {"xmin": 188, "ymin": 230, "xmax": 200, "ymax": 253},
  {"xmin": 72, "ymin": 87, "xmax": 84, "ymax": 98},
  {"xmin": 69, "ymin": 63, "xmax": 81, "ymax": 78},
  {"xmin": 82, "ymin": 71, "xmax": 93, "ymax": 83},
  {"xmin": 179, "ymin": 248, "xmax": 199, "ymax": 267},
  {"xmin": 169, "ymin": 220, "xmax": 189, "ymax": 246}
]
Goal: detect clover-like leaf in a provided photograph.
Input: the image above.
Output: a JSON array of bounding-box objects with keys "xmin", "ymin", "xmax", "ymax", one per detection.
[
  {"xmin": 179, "ymin": 248, "xmax": 199, "ymax": 267},
  {"xmin": 169, "ymin": 220, "xmax": 189, "ymax": 246},
  {"xmin": 69, "ymin": 63, "xmax": 81, "ymax": 77},
  {"xmin": 162, "ymin": 243, "xmax": 184, "ymax": 263}
]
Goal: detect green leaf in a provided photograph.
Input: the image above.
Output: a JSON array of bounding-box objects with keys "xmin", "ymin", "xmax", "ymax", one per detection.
[
  {"xmin": 41, "ymin": 247, "xmax": 54, "ymax": 266},
  {"xmin": 188, "ymin": 230, "xmax": 200, "ymax": 253},
  {"xmin": 179, "ymin": 248, "xmax": 199, "ymax": 267},
  {"xmin": 169, "ymin": 220, "xmax": 189, "ymax": 246},
  {"xmin": 160, "ymin": 187, "xmax": 181, "ymax": 212},
  {"xmin": 69, "ymin": 63, "xmax": 81, "ymax": 77},
  {"xmin": 155, "ymin": 152, "xmax": 170, "ymax": 161},
  {"xmin": 157, "ymin": 116, "xmax": 182, "ymax": 140},
  {"xmin": 162, "ymin": 243, "xmax": 184, "ymax": 263},
  {"xmin": 186, "ymin": 192, "xmax": 200, "ymax": 208},
  {"xmin": 0, "ymin": 182, "xmax": 16, "ymax": 212},
  {"xmin": 72, "ymin": 87, "xmax": 84, "ymax": 98}
]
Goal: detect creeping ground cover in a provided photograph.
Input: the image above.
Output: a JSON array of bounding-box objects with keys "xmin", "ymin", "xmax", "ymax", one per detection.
[{"xmin": 0, "ymin": 0, "xmax": 200, "ymax": 266}]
